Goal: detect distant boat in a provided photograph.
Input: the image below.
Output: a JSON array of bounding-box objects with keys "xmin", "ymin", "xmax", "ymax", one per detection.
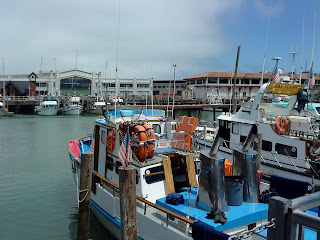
[
  {"xmin": 0, "ymin": 102, "xmax": 6, "ymax": 116},
  {"xmin": 89, "ymin": 101, "xmax": 106, "ymax": 114},
  {"xmin": 35, "ymin": 100, "xmax": 58, "ymax": 116},
  {"xmin": 60, "ymin": 97, "xmax": 83, "ymax": 115}
]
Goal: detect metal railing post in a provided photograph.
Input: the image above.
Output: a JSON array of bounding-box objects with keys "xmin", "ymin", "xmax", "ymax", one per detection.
[{"xmin": 268, "ymin": 196, "xmax": 292, "ymax": 240}]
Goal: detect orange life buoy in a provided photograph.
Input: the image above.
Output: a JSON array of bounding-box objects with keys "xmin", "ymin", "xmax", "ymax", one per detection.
[
  {"xmin": 134, "ymin": 125, "xmax": 148, "ymax": 160},
  {"xmin": 106, "ymin": 128, "xmax": 116, "ymax": 152},
  {"xmin": 143, "ymin": 124, "xmax": 155, "ymax": 158},
  {"xmin": 275, "ymin": 116, "xmax": 289, "ymax": 135}
]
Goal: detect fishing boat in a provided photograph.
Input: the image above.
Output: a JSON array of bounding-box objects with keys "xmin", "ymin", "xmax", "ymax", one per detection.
[
  {"xmin": 89, "ymin": 101, "xmax": 106, "ymax": 114},
  {"xmin": 212, "ymin": 81, "xmax": 320, "ymax": 184},
  {"xmin": 60, "ymin": 97, "xmax": 83, "ymax": 115},
  {"xmin": 0, "ymin": 102, "xmax": 7, "ymax": 116},
  {"xmin": 68, "ymin": 114, "xmax": 319, "ymax": 239},
  {"xmin": 35, "ymin": 100, "xmax": 58, "ymax": 116}
]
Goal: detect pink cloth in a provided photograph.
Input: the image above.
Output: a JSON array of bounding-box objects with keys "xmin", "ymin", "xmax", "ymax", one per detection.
[
  {"xmin": 257, "ymin": 170, "xmax": 262, "ymax": 184},
  {"xmin": 68, "ymin": 140, "xmax": 80, "ymax": 158}
]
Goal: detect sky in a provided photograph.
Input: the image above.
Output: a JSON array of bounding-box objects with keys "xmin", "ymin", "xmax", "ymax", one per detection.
[{"xmin": 1, "ymin": 0, "xmax": 320, "ymax": 80}]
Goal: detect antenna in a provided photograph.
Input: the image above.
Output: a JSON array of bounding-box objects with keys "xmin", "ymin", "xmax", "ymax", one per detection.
[
  {"xmin": 172, "ymin": 64, "xmax": 177, "ymax": 118},
  {"xmin": 290, "ymin": 51, "xmax": 298, "ymax": 79}
]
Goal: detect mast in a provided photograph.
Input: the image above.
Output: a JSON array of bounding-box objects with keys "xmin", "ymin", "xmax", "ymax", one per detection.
[
  {"xmin": 232, "ymin": 45, "xmax": 241, "ymax": 114},
  {"xmin": 172, "ymin": 64, "xmax": 176, "ymax": 117},
  {"xmin": 2, "ymin": 58, "xmax": 5, "ymax": 107}
]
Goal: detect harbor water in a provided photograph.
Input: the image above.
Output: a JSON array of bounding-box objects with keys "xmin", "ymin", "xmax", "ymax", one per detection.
[
  {"xmin": 0, "ymin": 109, "xmax": 220, "ymax": 239},
  {"xmin": 0, "ymin": 114, "xmax": 115, "ymax": 240}
]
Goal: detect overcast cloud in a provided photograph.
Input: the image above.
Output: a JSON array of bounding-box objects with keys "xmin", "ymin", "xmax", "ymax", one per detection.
[{"xmin": 0, "ymin": 0, "xmax": 249, "ymax": 79}]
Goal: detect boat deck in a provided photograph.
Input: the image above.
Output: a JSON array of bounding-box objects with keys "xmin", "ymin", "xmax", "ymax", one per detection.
[{"xmin": 156, "ymin": 188, "xmax": 268, "ymax": 232}]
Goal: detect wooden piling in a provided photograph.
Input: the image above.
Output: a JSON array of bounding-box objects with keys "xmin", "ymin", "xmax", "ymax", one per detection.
[
  {"xmin": 119, "ymin": 166, "xmax": 137, "ymax": 240},
  {"xmin": 77, "ymin": 152, "xmax": 93, "ymax": 240}
]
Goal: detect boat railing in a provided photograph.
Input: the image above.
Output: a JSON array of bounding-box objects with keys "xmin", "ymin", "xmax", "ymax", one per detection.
[
  {"xmin": 268, "ymin": 191, "xmax": 320, "ymax": 240},
  {"xmin": 94, "ymin": 172, "xmax": 194, "ymax": 230},
  {"xmin": 284, "ymin": 149, "xmax": 299, "ymax": 172}
]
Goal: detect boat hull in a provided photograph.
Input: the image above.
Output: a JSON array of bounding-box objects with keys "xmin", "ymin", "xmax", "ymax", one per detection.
[
  {"xmin": 36, "ymin": 106, "xmax": 58, "ymax": 116},
  {"xmin": 60, "ymin": 105, "xmax": 83, "ymax": 115}
]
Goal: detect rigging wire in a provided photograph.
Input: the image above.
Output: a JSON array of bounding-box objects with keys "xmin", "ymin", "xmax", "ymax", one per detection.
[
  {"xmin": 299, "ymin": 11, "xmax": 305, "ymax": 84},
  {"xmin": 261, "ymin": 0, "xmax": 272, "ymax": 82},
  {"xmin": 114, "ymin": 0, "xmax": 121, "ymax": 120}
]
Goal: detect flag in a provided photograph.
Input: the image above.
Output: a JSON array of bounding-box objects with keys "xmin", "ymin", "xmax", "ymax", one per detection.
[
  {"xmin": 254, "ymin": 136, "xmax": 259, "ymax": 144},
  {"xmin": 309, "ymin": 75, "xmax": 315, "ymax": 89},
  {"xmin": 118, "ymin": 129, "xmax": 132, "ymax": 169},
  {"xmin": 273, "ymin": 72, "xmax": 280, "ymax": 84},
  {"xmin": 309, "ymin": 63, "xmax": 315, "ymax": 89}
]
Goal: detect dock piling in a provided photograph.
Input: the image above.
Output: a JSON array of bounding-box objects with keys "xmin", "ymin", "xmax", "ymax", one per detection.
[
  {"xmin": 119, "ymin": 166, "xmax": 137, "ymax": 240},
  {"xmin": 77, "ymin": 152, "xmax": 93, "ymax": 240}
]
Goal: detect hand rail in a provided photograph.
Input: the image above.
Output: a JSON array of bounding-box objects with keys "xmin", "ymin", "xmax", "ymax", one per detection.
[{"xmin": 95, "ymin": 172, "xmax": 194, "ymax": 225}]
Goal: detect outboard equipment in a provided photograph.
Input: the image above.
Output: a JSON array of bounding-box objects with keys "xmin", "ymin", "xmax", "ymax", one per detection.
[
  {"xmin": 196, "ymin": 129, "xmax": 227, "ymax": 211},
  {"xmin": 232, "ymin": 125, "xmax": 259, "ymax": 203}
]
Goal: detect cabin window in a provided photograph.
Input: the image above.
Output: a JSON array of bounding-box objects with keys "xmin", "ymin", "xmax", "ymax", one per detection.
[
  {"xmin": 106, "ymin": 156, "xmax": 114, "ymax": 171},
  {"xmin": 190, "ymin": 80, "xmax": 195, "ymax": 84},
  {"xmin": 197, "ymin": 79, "xmax": 202, "ymax": 84},
  {"xmin": 144, "ymin": 165, "xmax": 165, "ymax": 184},
  {"xmin": 262, "ymin": 140, "xmax": 272, "ymax": 152},
  {"xmin": 136, "ymin": 170, "xmax": 139, "ymax": 184},
  {"xmin": 232, "ymin": 123, "xmax": 239, "ymax": 135},
  {"xmin": 275, "ymin": 143, "xmax": 297, "ymax": 158},
  {"xmin": 100, "ymin": 130, "xmax": 106, "ymax": 145},
  {"xmin": 115, "ymin": 161, "xmax": 122, "ymax": 174},
  {"xmin": 152, "ymin": 124, "xmax": 160, "ymax": 133},
  {"xmin": 240, "ymin": 135, "xmax": 247, "ymax": 143}
]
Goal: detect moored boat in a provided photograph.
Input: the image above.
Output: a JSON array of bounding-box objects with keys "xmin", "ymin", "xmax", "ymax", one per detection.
[
  {"xmin": 35, "ymin": 100, "xmax": 58, "ymax": 116},
  {"xmin": 0, "ymin": 102, "xmax": 7, "ymax": 116},
  {"xmin": 213, "ymin": 81, "xmax": 320, "ymax": 184},
  {"xmin": 60, "ymin": 97, "xmax": 83, "ymax": 115},
  {"xmin": 68, "ymin": 117, "xmax": 319, "ymax": 239}
]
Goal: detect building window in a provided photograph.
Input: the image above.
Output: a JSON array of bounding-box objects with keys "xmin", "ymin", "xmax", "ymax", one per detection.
[
  {"xmin": 108, "ymin": 83, "xmax": 116, "ymax": 87},
  {"xmin": 137, "ymin": 84, "xmax": 149, "ymax": 88},
  {"xmin": 197, "ymin": 79, "xmax": 202, "ymax": 84},
  {"xmin": 190, "ymin": 80, "xmax": 195, "ymax": 84},
  {"xmin": 120, "ymin": 84, "xmax": 133, "ymax": 88},
  {"xmin": 208, "ymin": 79, "xmax": 217, "ymax": 84},
  {"xmin": 220, "ymin": 79, "xmax": 229, "ymax": 84},
  {"xmin": 252, "ymin": 79, "xmax": 260, "ymax": 84}
]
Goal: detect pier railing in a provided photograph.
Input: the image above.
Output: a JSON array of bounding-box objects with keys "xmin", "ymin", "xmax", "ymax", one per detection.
[
  {"xmin": 0, "ymin": 96, "xmax": 41, "ymax": 101},
  {"xmin": 268, "ymin": 192, "xmax": 320, "ymax": 240}
]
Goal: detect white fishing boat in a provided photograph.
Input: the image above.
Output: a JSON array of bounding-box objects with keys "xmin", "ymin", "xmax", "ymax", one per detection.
[
  {"xmin": 60, "ymin": 97, "xmax": 83, "ymax": 115},
  {"xmin": 0, "ymin": 102, "xmax": 6, "ymax": 116},
  {"xmin": 89, "ymin": 101, "xmax": 106, "ymax": 114},
  {"xmin": 35, "ymin": 100, "xmax": 58, "ymax": 116},
  {"xmin": 211, "ymin": 81, "xmax": 320, "ymax": 184},
  {"xmin": 68, "ymin": 112, "xmax": 319, "ymax": 239}
]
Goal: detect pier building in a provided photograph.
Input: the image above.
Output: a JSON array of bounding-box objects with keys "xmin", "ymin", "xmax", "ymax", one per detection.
[{"xmin": 184, "ymin": 72, "xmax": 320, "ymax": 102}]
